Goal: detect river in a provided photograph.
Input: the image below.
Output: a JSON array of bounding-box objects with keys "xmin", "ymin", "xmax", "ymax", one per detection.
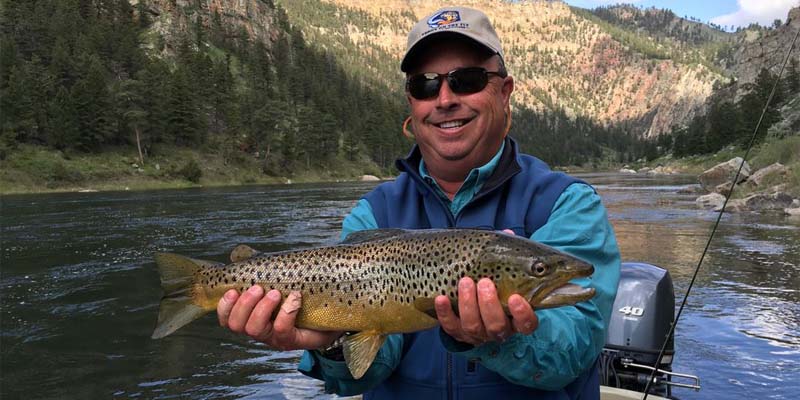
[{"xmin": 1, "ymin": 173, "xmax": 799, "ymax": 399}]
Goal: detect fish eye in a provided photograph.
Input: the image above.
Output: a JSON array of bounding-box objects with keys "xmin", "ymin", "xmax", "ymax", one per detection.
[{"xmin": 532, "ymin": 261, "xmax": 549, "ymax": 277}]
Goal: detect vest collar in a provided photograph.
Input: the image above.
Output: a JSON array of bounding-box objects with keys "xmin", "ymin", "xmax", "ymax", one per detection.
[{"xmin": 395, "ymin": 137, "xmax": 523, "ymax": 199}]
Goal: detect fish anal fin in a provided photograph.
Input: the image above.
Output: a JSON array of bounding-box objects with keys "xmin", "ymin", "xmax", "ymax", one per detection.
[
  {"xmin": 342, "ymin": 331, "xmax": 386, "ymax": 379},
  {"xmin": 341, "ymin": 229, "xmax": 408, "ymax": 245},
  {"xmin": 230, "ymin": 244, "xmax": 260, "ymax": 263}
]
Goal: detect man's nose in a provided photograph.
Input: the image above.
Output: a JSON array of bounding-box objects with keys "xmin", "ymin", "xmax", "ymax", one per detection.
[{"xmin": 435, "ymin": 79, "xmax": 460, "ymax": 110}]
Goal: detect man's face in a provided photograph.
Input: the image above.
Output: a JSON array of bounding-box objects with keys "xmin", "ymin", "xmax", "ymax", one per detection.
[{"xmin": 406, "ymin": 40, "xmax": 514, "ymax": 172}]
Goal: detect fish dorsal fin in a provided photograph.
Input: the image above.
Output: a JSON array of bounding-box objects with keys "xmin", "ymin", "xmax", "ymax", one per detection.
[
  {"xmin": 342, "ymin": 331, "xmax": 387, "ymax": 379},
  {"xmin": 341, "ymin": 229, "xmax": 408, "ymax": 245},
  {"xmin": 230, "ymin": 244, "xmax": 260, "ymax": 263}
]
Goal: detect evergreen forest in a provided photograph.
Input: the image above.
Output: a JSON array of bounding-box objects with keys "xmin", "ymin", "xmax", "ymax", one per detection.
[{"xmin": 1, "ymin": 0, "xmax": 678, "ymax": 189}]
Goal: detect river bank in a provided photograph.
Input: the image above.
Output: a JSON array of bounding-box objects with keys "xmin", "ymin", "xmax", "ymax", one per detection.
[
  {"xmin": 2, "ymin": 136, "xmax": 798, "ymax": 196},
  {"xmin": 626, "ymin": 135, "xmax": 800, "ymax": 199},
  {"xmin": 0, "ymin": 145, "xmax": 385, "ymax": 195}
]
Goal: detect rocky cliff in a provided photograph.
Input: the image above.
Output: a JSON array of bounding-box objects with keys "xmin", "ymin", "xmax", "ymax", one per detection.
[
  {"xmin": 133, "ymin": 0, "xmax": 798, "ymax": 140},
  {"xmin": 133, "ymin": 0, "xmax": 279, "ymax": 55},
  {"xmin": 728, "ymin": 7, "xmax": 800, "ymax": 97}
]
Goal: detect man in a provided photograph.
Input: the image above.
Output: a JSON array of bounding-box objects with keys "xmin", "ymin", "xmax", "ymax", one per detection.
[{"xmin": 217, "ymin": 6, "xmax": 620, "ymax": 399}]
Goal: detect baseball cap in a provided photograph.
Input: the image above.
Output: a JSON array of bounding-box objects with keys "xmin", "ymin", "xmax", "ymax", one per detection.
[{"xmin": 401, "ymin": 7, "xmax": 504, "ymax": 72}]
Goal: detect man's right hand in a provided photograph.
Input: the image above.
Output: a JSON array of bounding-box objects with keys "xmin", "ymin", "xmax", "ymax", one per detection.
[{"xmin": 217, "ymin": 285, "xmax": 343, "ymax": 351}]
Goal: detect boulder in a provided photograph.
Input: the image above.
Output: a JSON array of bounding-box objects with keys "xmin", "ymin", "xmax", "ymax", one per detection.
[
  {"xmin": 723, "ymin": 199, "xmax": 746, "ymax": 212},
  {"xmin": 699, "ymin": 157, "xmax": 751, "ymax": 192},
  {"xmin": 619, "ymin": 168, "xmax": 637, "ymax": 174},
  {"xmin": 696, "ymin": 193, "xmax": 725, "ymax": 210},
  {"xmin": 714, "ymin": 182, "xmax": 734, "ymax": 196},
  {"xmin": 745, "ymin": 163, "xmax": 787, "ymax": 188},
  {"xmin": 739, "ymin": 192, "xmax": 794, "ymax": 212},
  {"xmin": 765, "ymin": 184, "xmax": 788, "ymax": 194},
  {"xmin": 785, "ymin": 207, "xmax": 800, "ymax": 216},
  {"xmin": 360, "ymin": 175, "xmax": 380, "ymax": 181},
  {"xmin": 638, "ymin": 167, "xmax": 652, "ymax": 174}
]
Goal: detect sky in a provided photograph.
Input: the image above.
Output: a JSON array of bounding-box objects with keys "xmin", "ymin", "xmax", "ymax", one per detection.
[{"xmin": 564, "ymin": 0, "xmax": 799, "ymax": 30}]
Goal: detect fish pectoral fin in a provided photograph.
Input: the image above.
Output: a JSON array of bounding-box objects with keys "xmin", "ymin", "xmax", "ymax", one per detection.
[
  {"xmin": 342, "ymin": 331, "xmax": 386, "ymax": 379},
  {"xmin": 230, "ymin": 244, "xmax": 260, "ymax": 263}
]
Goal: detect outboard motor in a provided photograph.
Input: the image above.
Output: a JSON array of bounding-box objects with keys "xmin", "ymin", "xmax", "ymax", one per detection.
[{"xmin": 599, "ymin": 262, "xmax": 700, "ymax": 398}]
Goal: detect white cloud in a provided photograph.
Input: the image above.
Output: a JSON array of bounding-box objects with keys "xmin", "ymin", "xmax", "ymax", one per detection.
[{"xmin": 710, "ymin": 0, "xmax": 798, "ymax": 28}]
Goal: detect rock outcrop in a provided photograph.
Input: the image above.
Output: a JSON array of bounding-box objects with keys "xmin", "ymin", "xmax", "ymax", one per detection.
[
  {"xmin": 698, "ymin": 157, "xmax": 751, "ymax": 192},
  {"xmin": 695, "ymin": 159, "xmax": 798, "ymax": 213},
  {"xmin": 727, "ymin": 192, "xmax": 795, "ymax": 212},
  {"xmin": 696, "ymin": 193, "xmax": 726, "ymax": 210},
  {"xmin": 745, "ymin": 162, "xmax": 787, "ymax": 188},
  {"xmin": 728, "ymin": 7, "xmax": 800, "ymax": 98}
]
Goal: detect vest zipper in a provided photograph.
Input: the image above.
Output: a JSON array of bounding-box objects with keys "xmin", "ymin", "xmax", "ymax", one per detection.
[{"xmin": 447, "ymin": 352, "xmax": 453, "ymax": 400}]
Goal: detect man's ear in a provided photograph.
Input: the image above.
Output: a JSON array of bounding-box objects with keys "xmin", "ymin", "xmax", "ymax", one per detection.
[{"xmin": 501, "ymin": 76, "xmax": 514, "ymax": 105}]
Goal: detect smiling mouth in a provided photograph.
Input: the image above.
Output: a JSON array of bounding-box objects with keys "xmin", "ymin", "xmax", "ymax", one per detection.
[{"xmin": 434, "ymin": 118, "xmax": 472, "ymax": 129}]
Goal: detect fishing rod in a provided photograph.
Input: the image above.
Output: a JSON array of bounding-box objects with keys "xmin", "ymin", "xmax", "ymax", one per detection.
[{"xmin": 641, "ymin": 24, "xmax": 800, "ymax": 400}]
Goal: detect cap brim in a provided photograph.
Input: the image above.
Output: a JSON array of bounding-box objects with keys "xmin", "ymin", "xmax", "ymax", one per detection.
[{"xmin": 400, "ymin": 31, "xmax": 499, "ymax": 72}]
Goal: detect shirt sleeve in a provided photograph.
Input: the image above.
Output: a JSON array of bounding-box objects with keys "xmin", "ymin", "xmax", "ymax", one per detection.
[
  {"xmin": 297, "ymin": 198, "xmax": 404, "ymax": 395},
  {"xmin": 440, "ymin": 183, "xmax": 621, "ymax": 390}
]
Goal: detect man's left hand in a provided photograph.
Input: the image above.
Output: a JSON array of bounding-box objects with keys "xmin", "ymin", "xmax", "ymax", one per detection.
[{"xmin": 435, "ymin": 277, "xmax": 538, "ymax": 346}]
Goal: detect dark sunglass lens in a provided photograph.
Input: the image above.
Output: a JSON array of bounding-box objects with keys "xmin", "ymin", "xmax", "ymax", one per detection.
[
  {"xmin": 409, "ymin": 73, "xmax": 441, "ymax": 99},
  {"xmin": 449, "ymin": 68, "xmax": 488, "ymax": 94}
]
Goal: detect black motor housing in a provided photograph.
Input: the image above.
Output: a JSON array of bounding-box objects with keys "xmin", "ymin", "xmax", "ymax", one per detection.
[{"xmin": 600, "ymin": 262, "xmax": 676, "ymax": 397}]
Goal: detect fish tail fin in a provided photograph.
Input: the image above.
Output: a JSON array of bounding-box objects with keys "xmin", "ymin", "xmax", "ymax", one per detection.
[{"xmin": 151, "ymin": 253, "xmax": 218, "ymax": 339}]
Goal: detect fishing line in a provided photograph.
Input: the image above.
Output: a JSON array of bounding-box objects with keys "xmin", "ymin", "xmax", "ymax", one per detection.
[{"xmin": 641, "ymin": 25, "xmax": 800, "ymax": 400}]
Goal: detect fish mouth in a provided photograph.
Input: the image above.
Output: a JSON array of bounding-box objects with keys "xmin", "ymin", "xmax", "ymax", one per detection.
[
  {"xmin": 527, "ymin": 261, "xmax": 594, "ymax": 309},
  {"xmin": 537, "ymin": 283, "xmax": 596, "ymax": 309}
]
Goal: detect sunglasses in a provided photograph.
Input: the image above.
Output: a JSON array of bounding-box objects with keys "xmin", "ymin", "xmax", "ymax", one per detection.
[{"xmin": 406, "ymin": 67, "xmax": 506, "ymax": 100}]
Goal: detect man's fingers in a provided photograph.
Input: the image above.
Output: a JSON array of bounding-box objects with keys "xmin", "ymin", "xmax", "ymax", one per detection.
[
  {"xmin": 476, "ymin": 278, "xmax": 513, "ymax": 342},
  {"xmin": 245, "ymin": 289, "xmax": 282, "ymax": 339},
  {"xmin": 435, "ymin": 295, "xmax": 460, "ymax": 333},
  {"xmin": 227, "ymin": 285, "xmax": 264, "ymax": 332},
  {"xmin": 508, "ymin": 294, "xmax": 538, "ymax": 335},
  {"xmin": 218, "ymin": 289, "xmax": 239, "ymax": 327},
  {"xmin": 457, "ymin": 277, "xmax": 486, "ymax": 340},
  {"xmin": 271, "ymin": 290, "xmax": 302, "ymax": 349}
]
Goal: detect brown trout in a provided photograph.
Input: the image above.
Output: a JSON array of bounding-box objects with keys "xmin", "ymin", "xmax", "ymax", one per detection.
[{"xmin": 152, "ymin": 229, "xmax": 595, "ymax": 378}]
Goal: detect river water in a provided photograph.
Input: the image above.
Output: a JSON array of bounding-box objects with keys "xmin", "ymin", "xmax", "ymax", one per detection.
[{"xmin": 1, "ymin": 173, "xmax": 798, "ymax": 399}]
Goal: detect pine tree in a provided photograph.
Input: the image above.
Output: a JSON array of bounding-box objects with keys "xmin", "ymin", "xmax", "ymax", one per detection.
[
  {"xmin": 70, "ymin": 56, "xmax": 115, "ymax": 150},
  {"xmin": 706, "ymin": 100, "xmax": 739, "ymax": 152},
  {"xmin": 785, "ymin": 58, "xmax": 800, "ymax": 96}
]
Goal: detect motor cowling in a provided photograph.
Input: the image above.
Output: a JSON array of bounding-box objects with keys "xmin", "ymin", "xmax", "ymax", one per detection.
[{"xmin": 600, "ymin": 262, "xmax": 676, "ymax": 397}]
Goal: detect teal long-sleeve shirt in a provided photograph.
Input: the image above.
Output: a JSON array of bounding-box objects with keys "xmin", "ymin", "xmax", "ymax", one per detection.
[{"xmin": 298, "ymin": 183, "xmax": 621, "ymax": 395}]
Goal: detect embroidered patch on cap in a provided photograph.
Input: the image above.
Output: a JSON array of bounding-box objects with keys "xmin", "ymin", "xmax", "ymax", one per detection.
[{"xmin": 427, "ymin": 10, "xmax": 461, "ymax": 28}]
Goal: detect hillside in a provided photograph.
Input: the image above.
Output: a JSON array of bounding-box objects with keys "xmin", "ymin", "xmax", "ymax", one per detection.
[
  {"xmin": 1, "ymin": 0, "xmax": 798, "ymax": 194},
  {"xmin": 277, "ymin": 0, "xmax": 729, "ymax": 138}
]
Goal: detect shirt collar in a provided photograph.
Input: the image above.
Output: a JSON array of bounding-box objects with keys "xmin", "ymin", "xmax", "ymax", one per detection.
[{"xmin": 418, "ymin": 141, "xmax": 506, "ymax": 199}]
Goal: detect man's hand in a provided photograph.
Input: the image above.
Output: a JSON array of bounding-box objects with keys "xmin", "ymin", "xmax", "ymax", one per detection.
[
  {"xmin": 435, "ymin": 277, "xmax": 538, "ymax": 345},
  {"xmin": 217, "ymin": 285, "xmax": 342, "ymax": 350}
]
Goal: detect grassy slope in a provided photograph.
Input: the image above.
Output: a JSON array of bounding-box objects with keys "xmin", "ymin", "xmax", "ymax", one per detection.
[{"xmin": 0, "ymin": 145, "xmax": 382, "ymax": 194}]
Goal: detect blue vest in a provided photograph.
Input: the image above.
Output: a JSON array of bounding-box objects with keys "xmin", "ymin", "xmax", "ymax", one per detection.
[{"xmin": 361, "ymin": 138, "xmax": 599, "ymax": 400}]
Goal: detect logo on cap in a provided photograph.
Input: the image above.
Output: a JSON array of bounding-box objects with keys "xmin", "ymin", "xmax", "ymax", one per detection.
[{"xmin": 427, "ymin": 10, "xmax": 460, "ymax": 28}]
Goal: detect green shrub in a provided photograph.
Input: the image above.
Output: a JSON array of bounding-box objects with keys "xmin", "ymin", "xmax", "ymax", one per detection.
[
  {"xmin": 177, "ymin": 159, "xmax": 203, "ymax": 183},
  {"xmin": 752, "ymin": 136, "xmax": 800, "ymax": 168}
]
